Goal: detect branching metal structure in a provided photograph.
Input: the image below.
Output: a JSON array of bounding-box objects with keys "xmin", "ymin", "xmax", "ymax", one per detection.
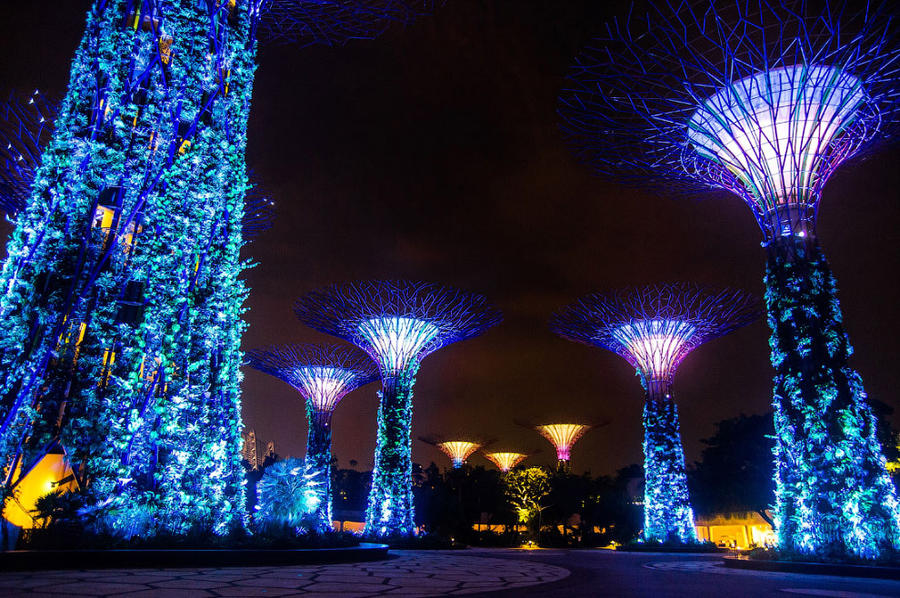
[
  {"xmin": 534, "ymin": 424, "xmax": 592, "ymax": 472},
  {"xmin": 483, "ymin": 451, "xmax": 527, "ymax": 473},
  {"xmin": 0, "ymin": 91, "xmax": 55, "ymax": 216},
  {"xmin": 558, "ymin": 0, "xmax": 900, "ymax": 558},
  {"xmin": 295, "ymin": 279, "xmax": 501, "ymax": 537},
  {"xmin": 246, "ymin": 343, "xmax": 376, "ymax": 528},
  {"xmin": 552, "ymin": 283, "xmax": 758, "ymax": 543},
  {"xmin": 0, "ymin": 0, "xmax": 436, "ymax": 539}
]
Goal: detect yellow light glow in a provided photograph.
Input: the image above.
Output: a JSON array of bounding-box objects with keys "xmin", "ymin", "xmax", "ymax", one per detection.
[
  {"xmin": 536, "ymin": 424, "xmax": 591, "ymax": 461},
  {"xmin": 2, "ymin": 452, "xmax": 78, "ymax": 529},
  {"xmin": 437, "ymin": 441, "xmax": 481, "ymax": 467},
  {"xmin": 484, "ymin": 452, "xmax": 527, "ymax": 472}
]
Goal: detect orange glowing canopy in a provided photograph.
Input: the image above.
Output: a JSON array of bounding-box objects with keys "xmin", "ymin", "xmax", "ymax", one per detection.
[
  {"xmin": 535, "ymin": 423, "xmax": 592, "ymax": 462},
  {"xmin": 484, "ymin": 452, "xmax": 527, "ymax": 472},
  {"xmin": 437, "ymin": 441, "xmax": 481, "ymax": 467}
]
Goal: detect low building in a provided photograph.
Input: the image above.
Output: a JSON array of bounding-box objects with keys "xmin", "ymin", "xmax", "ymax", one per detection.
[{"xmin": 694, "ymin": 511, "xmax": 775, "ymax": 549}]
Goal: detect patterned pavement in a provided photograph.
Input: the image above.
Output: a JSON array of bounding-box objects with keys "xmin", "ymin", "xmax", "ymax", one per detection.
[{"xmin": 0, "ymin": 550, "xmax": 571, "ymax": 597}]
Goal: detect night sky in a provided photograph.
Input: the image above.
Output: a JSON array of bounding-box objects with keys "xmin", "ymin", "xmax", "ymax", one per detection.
[{"xmin": 1, "ymin": 1, "xmax": 898, "ymax": 477}]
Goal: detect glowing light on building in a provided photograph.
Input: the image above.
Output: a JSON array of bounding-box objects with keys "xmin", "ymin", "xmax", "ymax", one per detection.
[
  {"xmin": 552, "ymin": 283, "xmax": 758, "ymax": 543},
  {"xmin": 295, "ymin": 280, "xmax": 501, "ymax": 537},
  {"xmin": 436, "ymin": 441, "xmax": 481, "ymax": 468},
  {"xmin": 357, "ymin": 317, "xmax": 441, "ymax": 373},
  {"xmin": 484, "ymin": 452, "xmax": 527, "ymax": 472},
  {"xmin": 535, "ymin": 424, "xmax": 592, "ymax": 465},
  {"xmin": 558, "ymin": 0, "xmax": 900, "ymax": 557},
  {"xmin": 612, "ymin": 320, "xmax": 696, "ymax": 382}
]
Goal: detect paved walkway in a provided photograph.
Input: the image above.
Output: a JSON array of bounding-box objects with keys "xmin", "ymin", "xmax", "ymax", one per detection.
[{"xmin": 0, "ymin": 551, "xmax": 570, "ymax": 597}]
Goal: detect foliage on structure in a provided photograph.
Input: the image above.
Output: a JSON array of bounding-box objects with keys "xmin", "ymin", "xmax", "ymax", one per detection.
[
  {"xmin": 557, "ymin": 0, "xmax": 900, "ymax": 558},
  {"xmin": 295, "ymin": 280, "xmax": 501, "ymax": 537},
  {"xmin": 0, "ymin": 0, "xmax": 438, "ymax": 543}
]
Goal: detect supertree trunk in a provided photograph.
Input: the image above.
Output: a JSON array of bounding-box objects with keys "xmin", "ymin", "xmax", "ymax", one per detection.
[
  {"xmin": 0, "ymin": 0, "xmax": 256, "ymax": 536},
  {"xmin": 306, "ymin": 408, "xmax": 334, "ymax": 530},
  {"xmin": 365, "ymin": 366, "xmax": 417, "ymax": 537},
  {"xmin": 642, "ymin": 380, "xmax": 696, "ymax": 543},
  {"xmin": 765, "ymin": 235, "xmax": 900, "ymax": 558}
]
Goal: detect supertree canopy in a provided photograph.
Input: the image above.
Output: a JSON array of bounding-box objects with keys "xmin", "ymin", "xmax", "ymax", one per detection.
[
  {"xmin": 484, "ymin": 452, "xmax": 527, "ymax": 473},
  {"xmin": 437, "ymin": 441, "xmax": 481, "ymax": 468},
  {"xmin": 246, "ymin": 343, "xmax": 376, "ymax": 529},
  {"xmin": 295, "ymin": 280, "xmax": 501, "ymax": 537},
  {"xmin": 558, "ymin": 0, "xmax": 900, "ymax": 558},
  {"xmin": 0, "ymin": 0, "xmax": 436, "ymax": 538},
  {"xmin": 552, "ymin": 283, "xmax": 759, "ymax": 543},
  {"xmin": 534, "ymin": 424, "xmax": 592, "ymax": 472}
]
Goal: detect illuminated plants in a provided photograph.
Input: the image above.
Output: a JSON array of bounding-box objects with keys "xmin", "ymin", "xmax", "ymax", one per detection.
[
  {"xmin": 558, "ymin": 0, "xmax": 900, "ymax": 558},
  {"xmin": 255, "ymin": 457, "xmax": 323, "ymax": 533},
  {"xmin": 0, "ymin": 1, "xmax": 435, "ymax": 539},
  {"xmin": 534, "ymin": 424, "xmax": 593, "ymax": 472},
  {"xmin": 246, "ymin": 343, "xmax": 377, "ymax": 530},
  {"xmin": 295, "ymin": 280, "xmax": 502, "ymax": 537},
  {"xmin": 484, "ymin": 452, "xmax": 527, "ymax": 473},
  {"xmin": 552, "ymin": 284, "xmax": 759, "ymax": 543}
]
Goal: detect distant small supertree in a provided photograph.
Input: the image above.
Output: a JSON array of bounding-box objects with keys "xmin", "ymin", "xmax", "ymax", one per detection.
[
  {"xmin": 247, "ymin": 343, "xmax": 376, "ymax": 529},
  {"xmin": 558, "ymin": 0, "xmax": 900, "ymax": 558},
  {"xmin": 295, "ymin": 280, "xmax": 502, "ymax": 537},
  {"xmin": 552, "ymin": 283, "xmax": 759, "ymax": 543},
  {"xmin": 534, "ymin": 424, "xmax": 593, "ymax": 472},
  {"xmin": 484, "ymin": 452, "xmax": 528, "ymax": 473},
  {"xmin": 437, "ymin": 441, "xmax": 481, "ymax": 469}
]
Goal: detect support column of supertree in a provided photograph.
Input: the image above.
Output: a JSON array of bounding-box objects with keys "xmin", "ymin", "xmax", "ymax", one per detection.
[
  {"xmin": 534, "ymin": 424, "xmax": 593, "ymax": 473},
  {"xmin": 246, "ymin": 343, "xmax": 376, "ymax": 530},
  {"xmin": 552, "ymin": 284, "xmax": 758, "ymax": 543},
  {"xmin": 0, "ymin": 0, "xmax": 436, "ymax": 538},
  {"xmin": 484, "ymin": 452, "xmax": 527, "ymax": 473},
  {"xmin": 557, "ymin": 0, "xmax": 900, "ymax": 558},
  {"xmin": 295, "ymin": 280, "xmax": 501, "ymax": 537}
]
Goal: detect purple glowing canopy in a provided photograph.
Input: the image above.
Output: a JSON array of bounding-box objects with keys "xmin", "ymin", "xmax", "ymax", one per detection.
[
  {"xmin": 294, "ymin": 280, "xmax": 502, "ymax": 374},
  {"xmin": 558, "ymin": 0, "xmax": 900, "ymax": 239},
  {"xmin": 246, "ymin": 343, "xmax": 378, "ymax": 412},
  {"xmin": 551, "ymin": 283, "xmax": 759, "ymax": 382}
]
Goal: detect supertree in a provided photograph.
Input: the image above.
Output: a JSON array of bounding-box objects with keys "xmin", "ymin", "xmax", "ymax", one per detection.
[
  {"xmin": 295, "ymin": 280, "xmax": 501, "ymax": 537},
  {"xmin": 534, "ymin": 424, "xmax": 593, "ymax": 473},
  {"xmin": 557, "ymin": 0, "xmax": 900, "ymax": 558},
  {"xmin": 246, "ymin": 343, "xmax": 376, "ymax": 529},
  {"xmin": 0, "ymin": 1, "xmax": 436, "ymax": 539},
  {"xmin": 551, "ymin": 283, "xmax": 758, "ymax": 543},
  {"xmin": 419, "ymin": 437, "xmax": 482, "ymax": 468},
  {"xmin": 483, "ymin": 451, "xmax": 527, "ymax": 473}
]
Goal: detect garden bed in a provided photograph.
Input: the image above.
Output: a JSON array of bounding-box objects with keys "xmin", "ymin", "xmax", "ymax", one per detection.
[{"xmin": 0, "ymin": 542, "xmax": 389, "ymax": 571}]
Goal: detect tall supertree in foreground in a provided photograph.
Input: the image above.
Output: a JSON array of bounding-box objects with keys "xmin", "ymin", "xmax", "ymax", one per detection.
[
  {"xmin": 483, "ymin": 451, "xmax": 527, "ymax": 473},
  {"xmin": 246, "ymin": 343, "xmax": 376, "ymax": 529},
  {"xmin": 552, "ymin": 283, "xmax": 758, "ymax": 543},
  {"xmin": 558, "ymin": 0, "xmax": 900, "ymax": 558},
  {"xmin": 0, "ymin": 1, "xmax": 435, "ymax": 538},
  {"xmin": 534, "ymin": 424, "xmax": 593, "ymax": 473},
  {"xmin": 295, "ymin": 280, "xmax": 501, "ymax": 537}
]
